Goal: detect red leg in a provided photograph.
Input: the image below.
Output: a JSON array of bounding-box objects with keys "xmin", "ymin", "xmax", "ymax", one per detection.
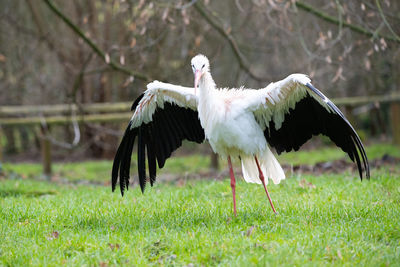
[
  {"xmin": 228, "ymin": 156, "xmax": 237, "ymax": 216},
  {"xmin": 255, "ymin": 156, "xmax": 277, "ymax": 214}
]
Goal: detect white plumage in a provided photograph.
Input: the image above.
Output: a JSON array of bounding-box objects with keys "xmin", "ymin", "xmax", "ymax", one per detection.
[{"xmin": 112, "ymin": 54, "xmax": 369, "ymax": 215}]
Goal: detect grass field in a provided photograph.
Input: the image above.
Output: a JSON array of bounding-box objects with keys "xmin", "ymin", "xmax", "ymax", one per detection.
[
  {"xmin": 2, "ymin": 142, "xmax": 400, "ymax": 183},
  {"xmin": 1, "ymin": 143, "xmax": 400, "ymax": 266}
]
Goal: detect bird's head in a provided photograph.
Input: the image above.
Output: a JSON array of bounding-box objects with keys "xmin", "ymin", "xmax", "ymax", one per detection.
[{"xmin": 191, "ymin": 54, "xmax": 210, "ymax": 91}]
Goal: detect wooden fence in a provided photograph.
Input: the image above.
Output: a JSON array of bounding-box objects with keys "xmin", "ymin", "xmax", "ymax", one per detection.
[{"xmin": 1, "ymin": 93, "xmax": 400, "ymax": 176}]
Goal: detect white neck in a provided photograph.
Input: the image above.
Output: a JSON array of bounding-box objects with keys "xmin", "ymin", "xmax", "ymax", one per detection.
[
  {"xmin": 198, "ymin": 72, "xmax": 216, "ymax": 100},
  {"xmin": 197, "ymin": 71, "xmax": 220, "ymax": 133}
]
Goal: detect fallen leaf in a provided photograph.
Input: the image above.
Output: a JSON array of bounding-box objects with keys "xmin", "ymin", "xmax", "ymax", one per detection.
[
  {"xmin": 299, "ymin": 179, "xmax": 316, "ymax": 189},
  {"xmin": 337, "ymin": 249, "xmax": 343, "ymax": 260},
  {"xmin": 176, "ymin": 179, "xmax": 186, "ymax": 187},
  {"xmin": 246, "ymin": 226, "xmax": 256, "ymax": 236},
  {"xmin": 18, "ymin": 219, "xmax": 30, "ymax": 226},
  {"xmin": 108, "ymin": 243, "xmax": 120, "ymax": 250},
  {"xmin": 46, "ymin": 231, "xmax": 59, "ymax": 240},
  {"xmin": 372, "ymin": 201, "xmax": 383, "ymax": 206}
]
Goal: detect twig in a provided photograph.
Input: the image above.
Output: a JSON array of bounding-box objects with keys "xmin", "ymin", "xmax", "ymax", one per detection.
[
  {"xmin": 235, "ymin": 0, "xmax": 245, "ymax": 13},
  {"xmin": 177, "ymin": 0, "xmax": 198, "ymax": 10},
  {"xmin": 193, "ymin": 1, "xmax": 266, "ymax": 82},
  {"xmin": 375, "ymin": 0, "xmax": 400, "ymax": 42},
  {"xmin": 39, "ymin": 112, "xmax": 81, "ymax": 149},
  {"xmin": 70, "ymin": 53, "xmax": 93, "ymax": 103},
  {"xmin": 295, "ymin": 1, "xmax": 400, "ymax": 43},
  {"xmin": 42, "ymin": 0, "xmax": 151, "ymax": 81}
]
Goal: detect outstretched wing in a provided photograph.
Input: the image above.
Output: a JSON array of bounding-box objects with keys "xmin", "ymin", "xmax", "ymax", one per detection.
[
  {"xmin": 245, "ymin": 74, "xmax": 370, "ymax": 179},
  {"xmin": 112, "ymin": 81, "xmax": 205, "ymax": 195}
]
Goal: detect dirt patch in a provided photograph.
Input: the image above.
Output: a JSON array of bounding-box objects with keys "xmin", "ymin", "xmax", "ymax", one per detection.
[
  {"xmin": 286, "ymin": 154, "xmax": 399, "ymax": 176},
  {"xmin": 157, "ymin": 154, "xmax": 400, "ymax": 184},
  {"xmin": 2, "ymin": 155, "xmax": 398, "ymax": 188}
]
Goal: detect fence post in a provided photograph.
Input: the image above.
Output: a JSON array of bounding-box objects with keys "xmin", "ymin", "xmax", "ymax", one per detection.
[
  {"xmin": 391, "ymin": 102, "xmax": 400, "ymax": 145},
  {"xmin": 0, "ymin": 126, "xmax": 3, "ymax": 162},
  {"xmin": 344, "ymin": 105, "xmax": 356, "ymax": 127},
  {"xmin": 210, "ymin": 152, "xmax": 219, "ymax": 170},
  {"xmin": 40, "ymin": 125, "xmax": 52, "ymax": 178}
]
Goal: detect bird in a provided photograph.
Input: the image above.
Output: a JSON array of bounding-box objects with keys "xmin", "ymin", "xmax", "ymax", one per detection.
[{"xmin": 112, "ymin": 54, "xmax": 370, "ymax": 216}]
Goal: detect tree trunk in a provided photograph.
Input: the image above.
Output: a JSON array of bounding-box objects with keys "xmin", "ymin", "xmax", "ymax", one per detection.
[
  {"xmin": 40, "ymin": 126, "xmax": 52, "ymax": 178},
  {"xmin": 210, "ymin": 152, "xmax": 219, "ymax": 170},
  {"xmin": 391, "ymin": 102, "xmax": 400, "ymax": 145},
  {"xmin": 4, "ymin": 127, "xmax": 17, "ymax": 154},
  {"xmin": 0, "ymin": 127, "xmax": 3, "ymax": 161}
]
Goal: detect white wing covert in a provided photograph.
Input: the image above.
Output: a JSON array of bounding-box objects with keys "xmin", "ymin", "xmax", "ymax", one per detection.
[
  {"xmin": 245, "ymin": 74, "xmax": 369, "ymax": 179},
  {"xmin": 112, "ymin": 81, "xmax": 205, "ymax": 195}
]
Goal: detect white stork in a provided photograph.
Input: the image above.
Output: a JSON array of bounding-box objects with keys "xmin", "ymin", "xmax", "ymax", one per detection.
[{"xmin": 112, "ymin": 54, "xmax": 369, "ymax": 215}]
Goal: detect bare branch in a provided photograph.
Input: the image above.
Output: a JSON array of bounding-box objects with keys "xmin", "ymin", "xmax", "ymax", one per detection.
[
  {"xmin": 193, "ymin": 1, "xmax": 266, "ymax": 82},
  {"xmin": 295, "ymin": 1, "xmax": 400, "ymax": 43},
  {"xmin": 375, "ymin": 0, "xmax": 400, "ymax": 42},
  {"xmin": 42, "ymin": 0, "xmax": 151, "ymax": 81}
]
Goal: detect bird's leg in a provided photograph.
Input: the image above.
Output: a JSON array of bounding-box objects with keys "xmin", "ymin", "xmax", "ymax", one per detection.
[
  {"xmin": 255, "ymin": 156, "xmax": 277, "ymax": 214},
  {"xmin": 227, "ymin": 156, "xmax": 237, "ymax": 216}
]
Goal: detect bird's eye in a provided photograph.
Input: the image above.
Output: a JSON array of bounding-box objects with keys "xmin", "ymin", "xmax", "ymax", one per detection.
[
  {"xmin": 191, "ymin": 64, "xmax": 194, "ymax": 69},
  {"xmin": 202, "ymin": 64, "xmax": 205, "ymax": 69}
]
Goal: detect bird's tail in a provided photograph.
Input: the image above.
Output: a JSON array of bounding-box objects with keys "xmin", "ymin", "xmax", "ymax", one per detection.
[{"xmin": 241, "ymin": 146, "xmax": 285, "ymax": 185}]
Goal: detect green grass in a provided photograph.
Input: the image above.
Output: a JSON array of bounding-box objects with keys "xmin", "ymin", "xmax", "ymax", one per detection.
[
  {"xmin": 1, "ymin": 154, "xmax": 211, "ymax": 183},
  {"xmin": 1, "ymin": 160, "xmax": 112, "ymax": 182},
  {"xmin": 276, "ymin": 142, "xmax": 400, "ymax": 165},
  {"xmin": 1, "ymin": 168, "xmax": 400, "ymax": 266},
  {"xmin": 2, "ymin": 142, "xmax": 399, "ymax": 183}
]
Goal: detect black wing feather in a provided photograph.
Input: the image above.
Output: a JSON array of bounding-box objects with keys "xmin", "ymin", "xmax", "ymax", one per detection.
[
  {"xmin": 111, "ymin": 124, "xmax": 129, "ymax": 193},
  {"xmin": 112, "ymin": 100, "xmax": 205, "ymax": 195},
  {"xmin": 131, "ymin": 94, "xmax": 144, "ymax": 111},
  {"xmin": 151, "ymin": 114, "xmax": 167, "ymax": 168},
  {"xmin": 137, "ymin": 125, "xmax": 146, "ymax": 193},
  {"xmin": 146, "ymin": 139, "xmax": 157, "ymax": 186},
  {"xmin": 264, "ymin": 84, "xmax": 370, "ymax": 179},
  {"xmin": 112, "ymin": 122, "xmax": 137, "ymax": 195},
  {"xmin": 144, "ymin": 123, "xmax": 157, "ymax": 186},
  {"xmin": 121, "ymin": 126, "xmax": 136, "ymax": 191},
  {"xmin": 112, "ymin": 93, "xmax": 144, "ymax": 194}
]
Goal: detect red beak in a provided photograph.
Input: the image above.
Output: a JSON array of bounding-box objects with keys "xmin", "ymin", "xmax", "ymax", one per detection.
[{"xmin": 194, "ymin": 70, "xmax": 202, "ymax": 95}]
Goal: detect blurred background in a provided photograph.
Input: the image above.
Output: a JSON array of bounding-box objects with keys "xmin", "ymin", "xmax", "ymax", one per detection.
[{"xmin": 0, "ymin": 0, "xmax": 399, "ymax": 182}]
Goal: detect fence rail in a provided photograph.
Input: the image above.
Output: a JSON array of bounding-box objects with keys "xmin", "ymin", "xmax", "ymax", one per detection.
[
  {"xmin": 0, "ymin": 102, "xmax": 132, "ymax": 116},
  {"xmin": 0, "ymin": 112, "xmax": 133, "ymax": 126},
  {"xmin": 1, "ymin": 93, "xmax": 400, "ymax": 126},
  {"xmin": 1, "ymin": 93, "xmax": 399, "ymax": 176}
]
